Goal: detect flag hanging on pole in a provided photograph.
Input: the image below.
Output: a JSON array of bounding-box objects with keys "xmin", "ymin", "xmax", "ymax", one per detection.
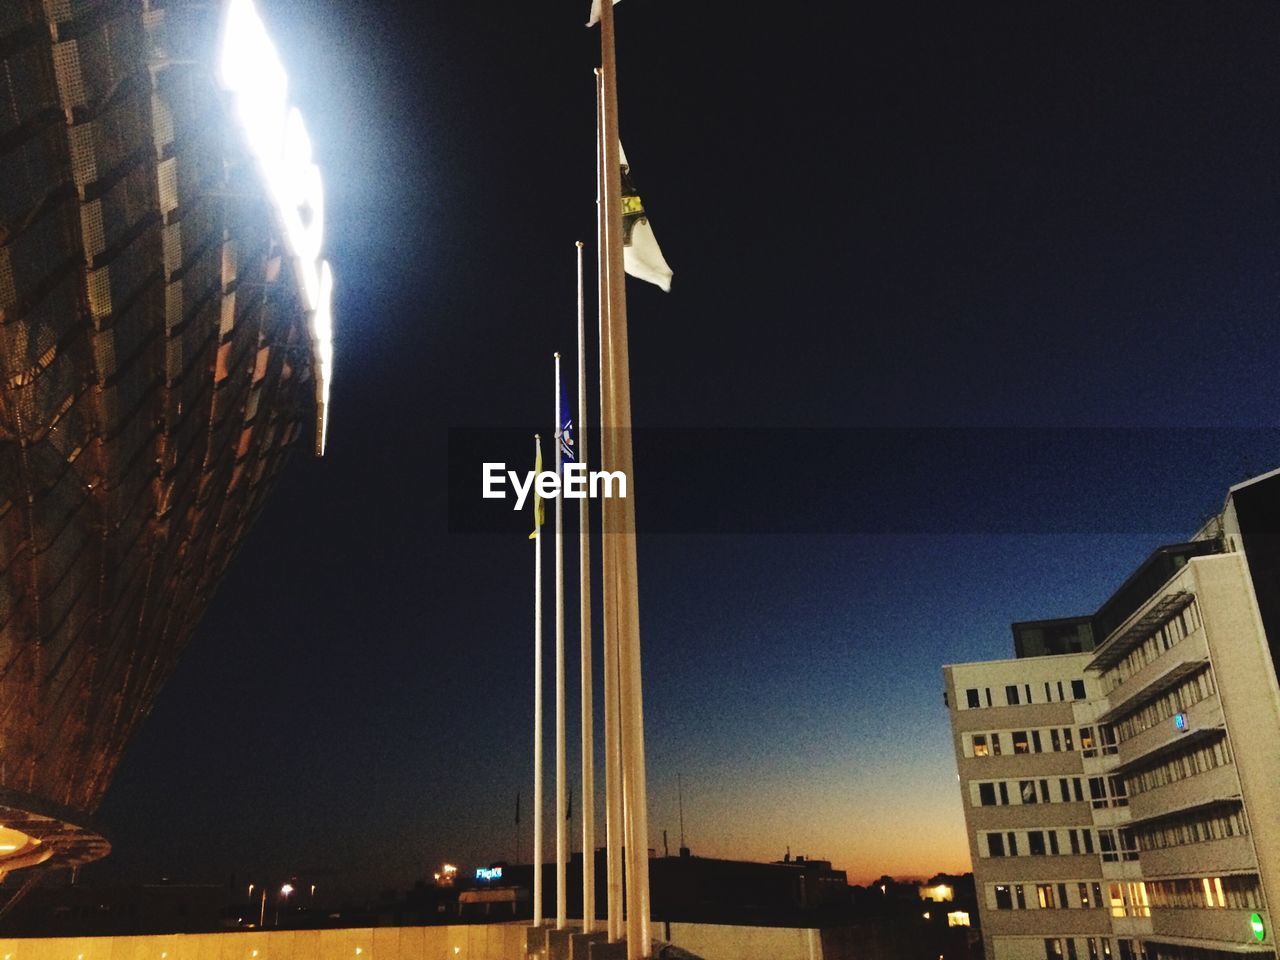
[
  {"xmin": 529, "ymin": 436, "xmax": 545, "ymax": 539},
  {"xmin": 619, "ymin": 144, "xmax": 673, "ymax": 292},
  {"xmin": 586, "ymin": 0, "xmax": 619, "ymax": 27},
  {"xmin": 557, "ymin": 377, "xmax": 575, "ymax": 467}
]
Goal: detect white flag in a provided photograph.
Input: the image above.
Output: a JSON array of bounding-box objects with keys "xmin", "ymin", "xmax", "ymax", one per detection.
[
  {"xmin": 619, "ymin": 144, "xmax": 673, "ymax": 292},
  {"xmin": 586, "ymin": 0, "xmax": 620, "ymax": 27}
]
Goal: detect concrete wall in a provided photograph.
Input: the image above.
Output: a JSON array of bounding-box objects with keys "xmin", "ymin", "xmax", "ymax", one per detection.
[{"xmin": 0, "ymin": 924, "xmax": 841, "ymax": 960}]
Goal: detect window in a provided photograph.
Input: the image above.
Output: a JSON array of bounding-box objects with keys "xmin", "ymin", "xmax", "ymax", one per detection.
[
  {"xmin": 1069, "ymin": 829, "xmax": 1080, "ymax": 854},
  {"xmin": 1057, "ymin": 680, "xmax": 1065, "ymax": 701},
  {"xmin": 1078, "ymin": 882, "xmax": 1092, "ymax": 908},
  {"xmin": 1029, "ymin": 831, "xmax": 1046, "ymax": 856},
  {"xmin": 1008, "ymin": 832, "xmax": 1019, "ymax": 856},
  {"xmin": 987, "ymin": 832, "xmax": 1005, "ymax": 857},
  {"xmin": 1100, "ymin": 725, "xmax": 1118, "ymax": 755},
  {"xmin": 973, "ymin": 734, "xmax": 989, "ymax": 757},
  {"xmin": 995, "ymin": 885, "xmax": 1012, "ymax": 910},
  {"xmin": 1039, "ymin": 779, "xmax": 1050, "ymax": 803},
  {"xmin": 1110, "ymin": 777, "xmax": 1129, "ymax": 808},
  {"xmin": 966, "ymin": 688, "xmax": 981, "ymax": 708},
  {"xmin": 1032, "ymin": 730, "xmax": 1043, "ymax": 753},
  {"xmin": 1059, "ymin": 778, "xmax": 1072, "ymax": 803},
  {"xmin": 1049, "ymin": 831, "xmax": 1060, "ymax": 855},
  {"xmin": 1099, "ymin": 829, "xmax": 1118, "ymax": 863},
  {"xmin": 1024, "ymin": 683, "xmax": 1033, "ymax": 704},
  {"xmin": 1066, "ymin": 941, "xmax": 1078, "ymax": 960},
  {"xmin": 978, "ymin": 783, "xmax": 996, "ymax": 806},
  {"xmin": 1045, "ymin": 939, "xmax": 1064, "ymax": 960},
  {"xmin": 1020, "ymin": 780, "xmax": 1037, "ymax": 804},
  {"xmin": 1080, "ymin": 726, "xmax": 1096, "ymax": 757},
  {"xmin": 986, "ymin": 688, "xmax": 993, "ymax": 707},
  {"xmin": 1013, "ymin": 731, "xmax": 1030, "ymax": 753},
  {"xmin": 1045, "ymin": 681, "xmax": 1053, "ymax": 702},
  {"xmin": 1087, "ymin": 940, "xmax": 1099, "ymax": 960},
  {"xmin": 1089, "ymin": 777, "xmax": 1107, "ymax": 808},
  {"xmin": 1050, "ymin": 729, "xmax": 1061, "ymax": 752},
  {"xmin": 1073, "ymin": 778, "xmax": 1084, "ymax": 802},
  {"xmin": 1071, "ymin": 679, "xmax": 1086, "ymax": 700},
  {"xmin": 1015, "ymin": 884, "xmax": 1026, "ymax": 909},
  {"xmin": 991, "ymin": 733, "xmax": 1002, "ymax": 756},
  {"xmin": 999, "ymin": 782, "xmax": 1009, "ymax": 805},
  {"xmin": 1037, "ymin": 884, "xmax": 1057, "ymax": 909},
  {"xmin": 1082, "ymin": 830, "xmax": 1094, "ymax": 854},
  {"xmin": 1063, "ymin": 727, "xmax": 1073, "ymax": 751},
  {"xmin": 1006, "ymin": 685, "xmax": 1020, "ymax": 706}
]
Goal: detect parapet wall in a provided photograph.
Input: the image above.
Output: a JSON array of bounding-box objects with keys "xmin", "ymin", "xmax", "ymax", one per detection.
[{"xmin": 0, "ymin": 923, "xmax": 833, "ymax": 960}]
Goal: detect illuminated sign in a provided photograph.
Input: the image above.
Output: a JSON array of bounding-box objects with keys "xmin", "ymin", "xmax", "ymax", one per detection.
[
  {"xmin": 1173, "ymin": 712, "xmax": 1189, "ymax": 732},
  {"xmin": 218, "ymin": 0, "xmax": 333, "ymax": 454},
  {"xmin": 476, "ymin": 867, "xmax": 503, "ymax": 882},
  {"xmin": 1250, "ymin": 912, "xmax": 1265, "ymax": 942}
]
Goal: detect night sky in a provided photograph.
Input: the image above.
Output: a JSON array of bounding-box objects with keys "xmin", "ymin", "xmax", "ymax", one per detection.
[{"xmin": 87, "ymin": 1, "xmax": 1280, "ymax": 897}]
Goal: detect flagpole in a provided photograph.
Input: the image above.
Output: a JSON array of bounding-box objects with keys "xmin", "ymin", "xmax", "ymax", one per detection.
[
  {"xmin": 577, "ymin": 239, "xmax": 597, "ymax": 934},
  {"xmin": 533, "ymin": 432, "xmax": 544, "ymax": 929},
  {"xmin": 599, "ymin": 1, "xmax": 652, "ymax": 955},
  {"xmin": 555, "ymin": 353, "xmax": 568, "ymax": 931},
  {"xmin": 596, "ymin": 65, "xmax": 625, "ymax": 946}
]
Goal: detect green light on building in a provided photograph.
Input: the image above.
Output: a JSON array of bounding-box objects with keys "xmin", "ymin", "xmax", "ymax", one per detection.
[{"xmin": 1249, "ymin": 912, "xmax": 1265, "ymax": 942}]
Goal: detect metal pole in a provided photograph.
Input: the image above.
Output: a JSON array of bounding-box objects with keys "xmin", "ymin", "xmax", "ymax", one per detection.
[{"xmin": 577, "ymin": 240, "xmax": 597, "ymax": 933}]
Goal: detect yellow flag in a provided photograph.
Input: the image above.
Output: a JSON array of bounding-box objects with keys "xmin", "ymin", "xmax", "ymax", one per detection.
[{"xmin": 528, "ymin": 437, "xmax": 544, "ymax": 539}]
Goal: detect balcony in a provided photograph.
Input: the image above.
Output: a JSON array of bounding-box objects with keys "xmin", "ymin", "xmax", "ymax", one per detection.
[
  {"xmin": 1137, "ymin": 835, "xmax": 1257, "ymax": 879},
  {"xmin": 1098, "ymin": 631, "xmax": 1209, "ymax": 724},
  {"xmin": 1113, "ymin": 696, "xmax": 1224, "ymax": 773},
  {"xmin": 1128, "ymin": 763, "xmax": 1242, "ymax": 824},
  {"xmin": 1149, "ymin": 907, "xmax": 1271, "ymax": 947}
]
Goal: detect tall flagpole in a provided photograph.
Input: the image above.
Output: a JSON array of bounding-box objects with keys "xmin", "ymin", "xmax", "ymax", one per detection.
[
  {"xmin": 554, "ymin": 354, "xmax": 568, "ymax": 930},
  {"xmin": 599, "ymin": 2, "xmax": 652, "ymax": 955},
  {"xmin": 596, "ymin": 66, "xmax": 625, "ymax": 945},
  {"xmin": 577, "ymin": 240, "xmax": 597, "ymax": 934},
  {"xmin": 533, "ymin": 432, "xmax": 544, "ymax": 929}
]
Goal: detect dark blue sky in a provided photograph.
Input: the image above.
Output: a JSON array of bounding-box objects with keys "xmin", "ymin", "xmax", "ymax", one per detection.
[{"xmin": 90, "ymin": 0, "xmax": 1280, "ymax": 894}]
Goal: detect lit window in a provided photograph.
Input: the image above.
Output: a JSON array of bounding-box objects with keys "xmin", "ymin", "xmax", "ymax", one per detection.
[{"xmin": 973, "ymin": 735, "xmax": 989, "ymax": 757}]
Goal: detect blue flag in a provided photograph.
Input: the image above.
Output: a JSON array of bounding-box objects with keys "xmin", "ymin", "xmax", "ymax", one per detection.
[{"xmin": 557, "ymin": 377, "xmax": 575, "ymax": 466}]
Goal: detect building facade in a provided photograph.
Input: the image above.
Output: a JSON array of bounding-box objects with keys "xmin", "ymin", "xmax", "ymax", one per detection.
[
  {"xmin": 945, "ymin": 470, "xmax": 1280, "ymax": 960},
  {"xmin": 0, "ymin": 0, "xmax": 329, "ymax": 881}
]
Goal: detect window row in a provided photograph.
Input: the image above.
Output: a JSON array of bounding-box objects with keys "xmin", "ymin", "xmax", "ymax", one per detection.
[
  {"xmin": 1112, "ymin": 668, "xmax": 1215, "ymax": 743},
  {"xmin": 991, "ymin": 881, "xmax": 1105, "ymax": 911},
  {"xmin": 1123, "ymin": 737, "xmax": 1231, "ymax": 797},
  {"xmin": 974, "ymin": 774, "xmax": 1128, "ymax": 809},
  {"xmin": 967, "ymin": 726, "xmax": 1078, "ymax": 757},
  {"xmin": 1045, "ymin": 938, "xmax": 1145, "ymax": 960},
  {"xmin": 1132, "ymin": 804, "xmax": 1248, "ymax": 852},
  {"xmin": 1079, "ymin": 725, "xmax": 1118, "ymax": 758},
  {"xmin": 1102, "ymin": 599, "xmax": 1201, "ymax": 693},
  {"xmin": 963, "ymin": 678, "xmax": 1087, "ymax": 709},
  {"xmin": 983, "ymin": 826, "xmax": 1137, "ymax": 862},
  {"xmin": 1146, "ymin": 875, "xmax": 1262, "ymax": 911}
]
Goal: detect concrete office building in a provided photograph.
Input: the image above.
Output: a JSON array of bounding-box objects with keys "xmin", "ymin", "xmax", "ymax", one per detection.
[{"xmin": 944, "ymin": 469, "xmax": 1280, "ymax": 960}]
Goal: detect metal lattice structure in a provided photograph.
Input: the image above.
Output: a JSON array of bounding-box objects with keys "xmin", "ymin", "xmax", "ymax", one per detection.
[{"xmin": 0, "ymin": 0, "xmax": 321, "ymax": 874}]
